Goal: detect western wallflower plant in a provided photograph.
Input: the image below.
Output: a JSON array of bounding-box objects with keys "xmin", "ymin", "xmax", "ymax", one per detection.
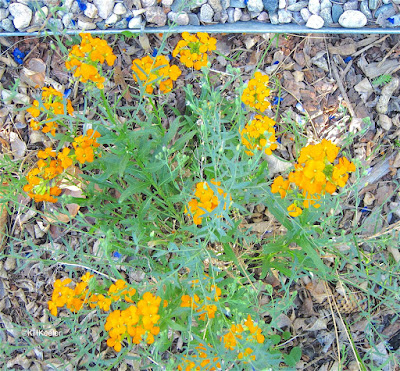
[
  {"xmin": 241, "ymin": 72, "xmax": 271, "ymax": 112},
  {"xmin": 23, "ymin": 129, "xmax": 101, "ymax": 202},
  {"xmin": 185, "ymin": 180, "xmax": 230, "ymax": 225},
  {"xmin": 240, "ymin": 114, "xmax": 278, "ymax": 156},
  {"xmin": 65, "ymin": 33, "xmax": 116, "ymax": 89},
  {"xmin": 271, "ymin": 139, "xmax": 356, "ymax": 216},
  {"xmin": 131, "ymin": 54, "xmax": 182, "ymax": 94},
  {"xmin": 173, "ymin": 32, "xmax": 217, "ymax": 70},
  {"xmin": 27, "ymin": 86, "xmax": 74, "ymax": 136}
]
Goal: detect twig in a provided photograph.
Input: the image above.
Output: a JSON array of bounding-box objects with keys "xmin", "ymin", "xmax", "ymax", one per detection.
[
  {"xmin": 352, "ymin": 35, "xmax": 390, "ymax": 58},
  {"xmin": 57, "ymin": 262, "xmax": 117, "ymax": 282},
  {"xmin": 331, "ymin": 60, "xmax": 356, "ymax": 119},
  {"xmin": 378, "ymin": 41, "xmax": 400, "ymax": 68}
]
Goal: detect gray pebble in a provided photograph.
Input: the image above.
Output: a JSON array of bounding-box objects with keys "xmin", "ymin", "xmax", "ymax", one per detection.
[
  {"xmin": 96, "ymin": 20, "xmax": 107, "ymax": 29},
  {"xmin": 308, "ymin": 0, "xmax": 320, "ymax": 15},
  {"xmin": 360, "ymin": 0, "xmax": 373, "ymax": 20},
  {"xmin": 374, "ymin": 4, "xmax": 393, "ymax": 18},
  {"xmin": 62, "ymin": 13, "xmax": 75, "ymax": 28},
  {"xmin": 220, "ymin": 9, "xmax": 229, "ymax": 22},
  {"xmin": 269, "ymin": 10, "xmax": 279, "ymax": 22},
  {"xmin": 105, "ymin": 13, "xmax": 118, "ymax": 24},
  {"xmin": 331, "ymin": 4, "xmax": 343, "ymax": 22},
  {"xmin": 1, "ymin": 18, "xmax": 16, "ymax": 32},
  {"xmin": 171, "ymin": 0, "xmax": 188, "ymax": 12},
  {"xmin": 0, "ymin": 8, "xmax": 9, "ymax": 22},
  {"xmin": 188, "ymin": 12, "xmax": 200, "ymax": 24},
  {"xmin": 221, "ymin": 0, "xmax": 230, "ymax": 9},
  {"xmin": 128, "ymin": 16, "xmax": 142, "ymax": 28},
  {"xmin": 32, "ymin": 7, "xmax": 49, "ymax": 26},
  {"xmin": 234, "ymin": 7, "xmax": 242, "ymax": 20},
  {"xmin": 378, "ymin": 114, "xmax": 392, "ymax": 130},
  {"xmin": 9, "ymin": 3, "xmax": 32, "ymax": 30},
  {"xmin": 393, "ymin": 0, "xmax": 400, "ymax": 3},
  {"xmin": 162, "ymin": 0, "xmax": 174, "ymax": 6},
  {"xmin": 339, "ymin": 10, "xmax": 367, "ymax": 27},
  {"xmin": 320, "ymin": 7, "xmax": 333, "ymax": 24},
  {"xmin": 70, "ymin": 1, "xmax": 81, "ymax": 14},
  {"xmin": 300, "ymin": 7, "xmax": 311, "ymax": 21},
  {"xmin": 292, "ymin": 10, "xmax": 305, "ymax": 24},
  {"xmin": 247, "ymin": 0, "xmax": 264, "ymax": 13},
  {"xmin": 114, "ymin": 18, "xmax": 128, "ymax": 28},
  {"xmin": 320, "ymin": 0, "xmax": 331, "ymax": 9},
  {"xmin": 200, "ymin": 3, "xmax": 214, "ymax": 22},
  {"xmin": 287, "ymin": 1, "xmax": 308, "ymax": 12},
  {"xmin": 63, "ymin": 0, "xmax": 74, "ymax": 11},
  {"xmin": 142, "ymin": 0, "xmax": 157, "ymax": 7},
  {"xmin": 145, "ymin": 6, "xmax": 167, "ymax": 25},
  {"xmin": 306, "ymin": 13, "xmax": 324, "ymax": 27},
  {"xmin": 77, "ymin": 17, "xmax": 97, "ymax": 29},
  {"xmin": 93, "ymin": 0, "xmax": 114, "ymax": 19},
  {"xmin": 263, "ymin": 0, "xmax": 278, "ymax": 13},
  {"xmin": 114, "ymin": 3, "xmax": 127, "ymax": 14},
  {"xmin": 168, "ymin": 11, "xmax": 190, "ymax": 24},
  {"xmin": 368, "ymin": 0, "xmax": 378, "ymax": 10},
  {"xmin": 48, "ymin": 18, "xmax": 63, "ymax": 31},
  {"xmin": 240, "ymin": 10, "xmax": 251, "ymax": 20},
  {"xmin": 343, "ymin": 0, "xmax": 358, "ymax": 11},
  {"xmin": 279, "ymin": 0, "xmax": 286, "ymax": 9},
  {"xmin": 257, "ymin": 11, "xmax": 269, "ymax": 20},
  {"xmin": 84, "ymin": 3, "xmax": 98, "ymax": 18},
  {"xmin": 209, "ymin": 0, "xmax": 223, "ymax": 12},
  {"xmin": 230, "ymin": 0, "xmax": 246, "ymax": 8},
  {"xmin": 278, "ymin": 8, "xmax": 292, "ymax": 22}
]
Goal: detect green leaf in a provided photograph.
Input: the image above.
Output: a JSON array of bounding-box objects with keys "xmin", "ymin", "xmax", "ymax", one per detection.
[
  {"xmin": 284, "ymin": 346, "xmax": 302, "ymax": 367},
  {"xmin": 118, "ymin": 180, "xmax": 150, "ymax": 203}
]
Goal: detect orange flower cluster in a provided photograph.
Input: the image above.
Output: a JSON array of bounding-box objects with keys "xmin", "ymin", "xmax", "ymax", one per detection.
[
  {"xmin": 241, "ymin": 72, "xmax": 271, "ymax": 112},
  {"xmin": 177, "ymin": 314, "xmax": 265, "ymax": 370},
  {"xmin": 185, "ymin": 180, "xmax": 230, "ymax": 225},
  {"xmin": 131, "ymin": 55, "xmax": 182, "ymax": 94},
  {"xmin": 65, "ymin": 33, "xmax": 116, "ymax": 89},
  {"xmin": 271, "ymin": 139, "xmax": 356, "ymax": 217},
  {"xmin": 27, "ymin": 86, "xmax": 74, "ymax": 136},
  {"xmin": 23, "ymin": 129, "xmax": 101, "ymax": 203},
  {"xmin": 173, "ymin": 32, "xmax": 217, "ymax": 70},
  {"xmin": 48, "ymin": 272, "xmax": 93, "ymax": 316},
  {"xmin": 180, "ymin": 284, "xmax": 221, "ymax": 321},
  {"xmin": 48, "ymin": 273, "xmax": 165, "ymax": 352},
  {"xmin": 105, "ymin": 292, "xmax": 163, "ymax": 352},
  {"xmin": 240, "ymin": 114, "xmax": 278, "ymax": 156},
  {"xmin": 178, "ymin": 343, "xmax": 222, "ymax": 371}
]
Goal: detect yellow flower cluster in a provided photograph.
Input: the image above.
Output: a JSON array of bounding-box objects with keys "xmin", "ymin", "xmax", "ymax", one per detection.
[
  {"xmin": 241, "ymin": 72, "xmax": 271, "ymax": 112},
  {"xmin": 23, "ymin": 129, "xmax": 101, "ymax": 203},
  {"xmin": 178, "ymin": 343, "xmax": 222, "ymax": 371},
  {"xmin": 177, "ymin": 314, "xmax": 265, "ymax": 370},
  {"xmin": 240, "ymin": 114, "xmax": 278, "ymax": 156},
  {"xmin": 185, "ymin": 180, "xmax": 230, "ymax": 225},
  {"xmin": 105, "ymin": 291, "xmax": 163, "ymax": 352},
  {"xmin": 180, "ymin": 284, "xmax": 221, "ymax": 321},
  {"xmin": 48, "ymin": 273, "xmax": 166, "ymax": 352},
  {"xmin": 271, "ymin": 139, "xmax": 356, "ymax": 217},
  {"xmin": 27, "ymin": 86, "xmax": 74, "ymax": 136},
  {"xmin": 173, "ymin": 32, "xmax": 217, "ymax": 70},
  {"xmin": 65, "ymin": 33, "xmax": 116, "ymax": 89},
  {"xmin": 131, "ymin": 55, "xmax": 182, "ymax": 94}
]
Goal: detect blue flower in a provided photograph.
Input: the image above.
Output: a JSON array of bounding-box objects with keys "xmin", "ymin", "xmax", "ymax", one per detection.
[
  {"xmin": 112, "ymin": 251, "xmax": 122, "ymax": 259},
  {"xmin": 276, "ymin": 137, "xmax": 281, "ymax": 144},
  {"xmin": 76, "ymin": 0, "xmax": 87, "ymax": 11},
  {"xmin": 272, "ymin": 96, "xmax": 283, "ymax": 105},
  {"xmin": 273, "ymin": 61, "xmax": 279, "ymax": 65},
  {"xmin": 152, "ymin": 48, "xmax": 158, "ymax": 57},
  {"xmin": 361, "ymin": 207, "xmax": 369, "ymax": 213},
  {"xmin": 71, "ymin": 19, "xmax": 76, "ymax": 26},
  {"xmin": 13, "ymin": 48, "xmax": 26, "ymax": 65},
  {"xmin": 63, "ymin": 89, "xmax": 72, "ymax": 99},
  {"xmin": 126, "ymin": 15, "xmax": 133, "ymax": 22},
  {"xmin": 388, "ymin": 17, "xmax": 394, "ymax": 24},
  {"xmin": 344, "ymin": 56, "xmax": 352, "ymax": 63}
]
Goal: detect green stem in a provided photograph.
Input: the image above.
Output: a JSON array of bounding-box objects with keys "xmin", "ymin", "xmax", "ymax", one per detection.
[{"xmin": 100, "ymin": 89, "xmax": 118, "ymax": 127}]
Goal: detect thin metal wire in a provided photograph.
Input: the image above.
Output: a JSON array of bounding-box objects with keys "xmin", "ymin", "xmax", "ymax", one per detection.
[{"xmin": 0, "ymin": 21, "xmax": 400, "ymax": 37}]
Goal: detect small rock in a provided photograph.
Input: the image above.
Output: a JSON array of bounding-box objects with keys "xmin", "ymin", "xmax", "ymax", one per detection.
[
  {"xmin": 209, "ymin": 0, "xmax": 223, "ymax": 11},
  {"xmin": 62, "ymin": 13, "xmax": 75, "ymax": 28},
  {"xmin": 234, "ymin": 7, "xmax": 242, "ymax": 21},
  {"xmin": 343, "ymin": 0, "xmax": 358, "ymax": 10},
  {"xmin": 93, "ymin": 0, "xmax": 114, "ymax": 19},
  {"xmin": 320, "ymin": 0, "xmax": 331, "ymax": 9},
  {"xmin": 248, "ymin": 0, "xmax": 264, "ymax": 12},
  {"xmin": 48, "ymin": 18, "xmax": 63, "ymax": 31},
  {"xmin": 389, "ymin": 202, "xmax": 400, "ymax": 218},
  {"xmin": 306, "ymin": 14, "xmax": 324, "ymax": 28},
  {"xmin": 363, "ymin": 192, "xmax": 375, "ymax": 206},
  {"xmin": 188, "ymin": 12, "xmax": 200, "ymax": 24},
  {"xmin": 105, "ymin": 13, "xmax": 118, "ymax": 24},
  {"xmin": 70, "ymin": 1, "xmax": 81, "ymax": 14},
  {"xmin": 287, "ymin": 1, "xmax": 308, "ymax": 11},
  {"xmin": 200, "ymin": 3, "xmax": 214, "ymax": 22},
  {"xmin": 113, "ymin": 3, "xmax": 127, "ymax": 14},
  {"xmin": 145, "ymin": 6, "xmax": 167, "ymax": 25},
  {"xmin": 9, "ymin": 3, "xmax": 32, "ymax": 30},
  {"xmin": 257, "ymin": 11, "xmax": 269, "ymax": 20},
  {"xmin": 77, "ymin": 17, "xmax": 97, "ymax": 30},
  {"xmin": 360, "ymin": 0, "xmax": 373, "ymax": 19},
  {"xmin": 308, "ymin": 0, "xmax": 320, "ymax": 14},
  {"xmin": 278, "ymin": 8, "xmax": 292, "ymax": 22},
  {"xmin": 300, "ymin": 7, "xmax": 311, "ymax": 21},
  {"xmin": 128, "ymin": 16, "xmax": 142, "ymax": 28},
  {"xmin": 240, "ymin": 11, "xmax": 251, "ymax": 20},
  {"xmin": 269, "ymin": 11, "xmax": 279, "ymax": 23},
  {"xmin": 168, "ymin": 11, "xmax": 190, "ymax": 24},
  {"xmin": 263, "ymin": 0, "xmax": 278, "ymax": 13},
  {"xmin": 84, "ymin": 3, "xmax": 98, "ymax": 18},
  {"xmin": 32, "ymin": 7, "xmax": 49, "ymax": 26},
  {"xmin": 162, "ymin": 0, "xmax": 174, "ymax": 6},
  {"xmin": 369, "ymin": 0, "xmax": 378, "ymax": 9},
  {"xmin": 63, "ymin": 0, "xmax": 74, "ymax": 11},
  {"xmin": 279, "ymin": 0, "xmax": 286, "ymax": 9},
  {"xmin": 230, "ymin": 0, "xmax": 246, "ymax": 7},
  {"xmin": 331, "ymin": 3, "xmax": 343, "ymax": 22},
  {"xmin": 292, "ymin": 10, "xmax": 305, "ymax": 23},
  {"xmin": 142, "ymin": 0, "xmax": 156, "ymax": 6},
  {"xmin": 1, "ymin": 18, "xmax": 15, "ymax": 32},
  {"xmin": 114, "ymin": 18, "xmax": 128, "ymax": 28},
  {"xmin": 338, "ymin": 10, "xmax": 367, "ymax": 27},
  {"xmin": 221, "ymin": 0, "xmax": 230, "ymax": 8},
  {"xmin": 293, "ymin": 70, "xmax": 304, "ymax": 82},
  {"xmin": 378, "ymin": 114, "xmax": 392, "ymax": 131},
  {"xmin": 374, "ymin": 3, "xmax": 393, "ymax": 18},
  {"xmin": 0, "ymin": 9, "xmax": 9, "ymax": 22},
  {"xmin": 376, "ymin": 78, "xmax": 400, "ymax": 114},
  {"xmin": 320, "ymin": 7, "xmax": 333, "ymax": 24}
]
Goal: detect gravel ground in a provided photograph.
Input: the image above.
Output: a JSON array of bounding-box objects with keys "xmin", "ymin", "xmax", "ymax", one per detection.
[{"xmin": 0, "ymin": 0, "xmax": 399, "ymax": 33}]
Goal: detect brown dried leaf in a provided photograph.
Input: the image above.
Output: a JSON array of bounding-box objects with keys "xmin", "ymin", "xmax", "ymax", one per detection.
[
  {"xmin": 22, "ymin": 58, "xmax": 46, "ymax": 88},
  {"xmin": 114, "ymin": 65, "xmax": 132, "ymax": 102}
]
